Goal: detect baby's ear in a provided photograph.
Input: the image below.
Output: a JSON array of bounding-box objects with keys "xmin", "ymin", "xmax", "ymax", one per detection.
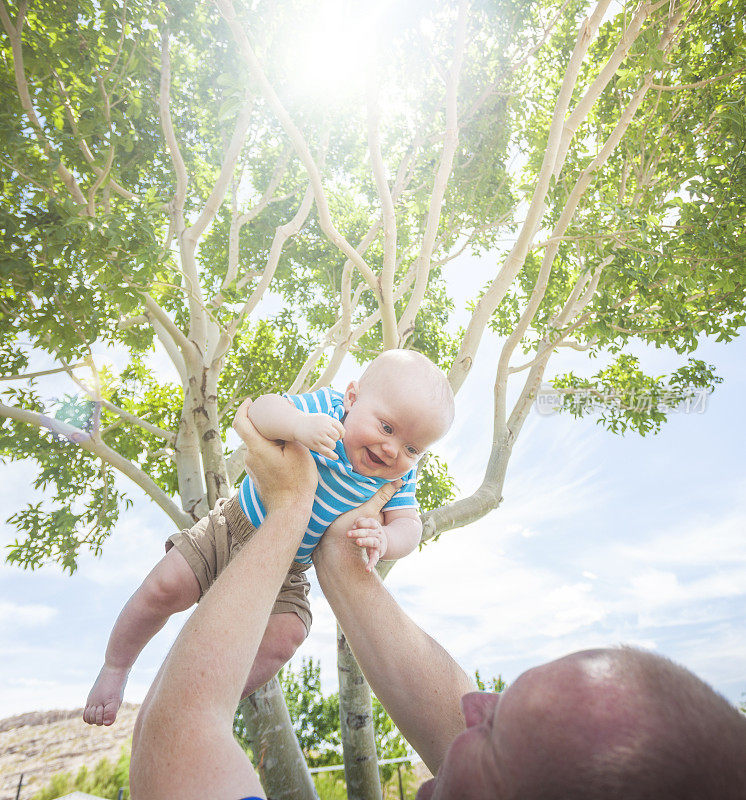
[{"xmin": 343, "ymin": 380, "xmax": 359, "ymax": 411}]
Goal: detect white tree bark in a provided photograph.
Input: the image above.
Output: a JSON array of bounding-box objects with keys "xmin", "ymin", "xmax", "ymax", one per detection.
[
  {"xmin": 238, "ymin": 677, "xmax": 318, "ymax": 800},
  {"xmin": 337, "ymin": 625, "xmax": 381, "ymax": 800}
]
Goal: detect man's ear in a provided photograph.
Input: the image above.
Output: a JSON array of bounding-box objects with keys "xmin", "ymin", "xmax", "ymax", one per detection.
[{"xmin": 343, "ymin": 381, "xmax": 359, "ymax": 412}]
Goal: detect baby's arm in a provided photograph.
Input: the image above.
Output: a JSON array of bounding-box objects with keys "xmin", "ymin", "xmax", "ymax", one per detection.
[
  {"xmin": 348, "ymin": 507, "xmax": 421, "ymax": 572},
  {"xmin": 242, "ymin": 394, "xmax": 344, "ymax": 460}
]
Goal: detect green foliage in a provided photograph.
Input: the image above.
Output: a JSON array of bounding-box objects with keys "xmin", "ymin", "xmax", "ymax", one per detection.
[
  {"xmin": 1, "ymin": 388, "xmax": 130, "ymax": 572},
  {"xmin": 30, "ymin": 748, "xmax": 130, "ymax": 800},
  {"xmin": 280, "ymin": 657, "xmax": 342, "ymax": 767},
  {"xmin": 371, "ymin": 696, "xmax": 409, "ymax": 784},
  {"xmin": 474, "ymin": 669, "xmax": 507, "ymax": 693},
  {"xmin": 2, "ymin": 0, "xmax": 745, "ymax": 570},
  {"xmin": 234, "ymin": 657, "xmax": 416, "ymax": 789},
  {"xmin": 550, "ymin": 356, "xmax": 722, "ymax": 435},
  {"xmin": 311, "ymin": 772, "xmax": 349, "ymax": 800},
  {"xmin": 416, "ymin": 453, "xmax": 458, "ymax": 514}
]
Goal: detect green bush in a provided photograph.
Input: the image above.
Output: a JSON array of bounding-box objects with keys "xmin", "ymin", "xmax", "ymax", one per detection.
[{"xmin": 31, "ymin": 748, "xmax": 130, "ymax": 800}]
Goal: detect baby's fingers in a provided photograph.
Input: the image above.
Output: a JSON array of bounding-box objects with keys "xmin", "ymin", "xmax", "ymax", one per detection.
[
  {"xmin": 347, "ymin": 527, "xmax": 376, "ymax": 540},
  {"xmin": 352, "ymin": 535, "xmax": 381, "ymax": 548},
  {"xmin": 366, "ymin": 548, "xmax": 381, "ymax": 572},
  {"xmin": 352, "ymin": 517, "xmax": 379, "ymax": 530},
  {"xmin": 315, "ymin": 444, "xmax": 338, "ymax": 460}
]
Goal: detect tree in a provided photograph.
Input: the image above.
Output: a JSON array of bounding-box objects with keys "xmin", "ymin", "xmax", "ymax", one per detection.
[
  {"xmin": 1, "ymin": 0, "xmax": 744, "ymax": 796},
  {"xmin": 236, "ymin": 657, "xmax": 424, "ymax": 796}
]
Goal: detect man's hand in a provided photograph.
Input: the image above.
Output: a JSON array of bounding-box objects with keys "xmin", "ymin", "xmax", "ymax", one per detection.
[
  {"xmin": 293, "ymin": 413, "xmax": 345, "ymax": 460},
  {"xmin": 232, "ymin": 398, "xmax": 317, "ymax": 513},
  {"xmin": 314, "ymin": 479, "xmax": 402, "ymax": 573},
  {"xmin": 348, "ymin": 517, "xmax": 388, "ymax": 572}
]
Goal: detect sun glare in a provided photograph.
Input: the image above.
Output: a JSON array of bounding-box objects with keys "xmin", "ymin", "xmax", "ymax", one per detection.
[{"xmin": 284, "ymin": 1, "xmax": 377, "ymax": 101}]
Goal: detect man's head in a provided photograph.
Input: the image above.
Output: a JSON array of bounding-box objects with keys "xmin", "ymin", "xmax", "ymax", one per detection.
[
  {"xmin": 342, "ymin": 349, "xmax": 454, "ymax": 479},
  {"xmin": 418, "ymin": 646, "xmax": 746, "ymax": 800}
]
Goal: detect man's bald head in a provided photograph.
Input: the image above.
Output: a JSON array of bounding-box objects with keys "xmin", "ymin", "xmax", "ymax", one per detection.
[
  {"xmin": 494, "ymin": 647, "xmax": 746, "ymax": 799},
  {"xmin": 419, "ymin": 646, "xmax": 746, "ymax": 800}
]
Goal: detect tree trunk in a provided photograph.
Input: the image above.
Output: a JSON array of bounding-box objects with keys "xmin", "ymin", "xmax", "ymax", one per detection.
[
  {"xmin": 238, "ymin": 676, "xmax": 318, "ymax": 800},
  {"xmin": 175, "ymin": 385, "xmax": 209, "ymax": 521},
  {"xmin": 190, "ymin": 369, "xmax": 231, "ymax": 509},
  {"xmin": 337, "ymin": 624, "xmax": 382, "ymax": 800}
]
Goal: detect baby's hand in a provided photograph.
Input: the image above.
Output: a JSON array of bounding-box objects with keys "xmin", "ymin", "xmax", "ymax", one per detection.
[
  {"xmin": 232, "ymin": 398, "xmax": 255, "ymax": 442},
  {"xmin": 347, "ymin": 517, "xmax": 388, "ymax": 572},
  {"xmin": 294, "ymin": 413, "xmax": 345, "ymax": 460}
]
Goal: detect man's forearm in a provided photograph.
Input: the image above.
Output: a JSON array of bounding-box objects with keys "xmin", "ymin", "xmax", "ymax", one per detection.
[{"xmin": 316, "ymin": 541, "xmax": 475, "ymax": 773}]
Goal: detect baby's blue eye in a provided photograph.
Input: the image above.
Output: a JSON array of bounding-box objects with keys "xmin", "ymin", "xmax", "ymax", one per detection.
[
  {"xmin": 381, "ymin": 422, "xmax": 393, "ymax": 434},
  {"xmin": 406, "ymin": 446, "xmax": 418, "ymax": 455}
]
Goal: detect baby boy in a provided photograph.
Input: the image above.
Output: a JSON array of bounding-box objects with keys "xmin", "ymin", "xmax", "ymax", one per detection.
[{"xmin": 84, "ymin": 349, "xmax": 454, "ymax": 726}]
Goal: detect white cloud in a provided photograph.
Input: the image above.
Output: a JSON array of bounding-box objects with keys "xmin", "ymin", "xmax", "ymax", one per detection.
[
  {"xmin": 0, "ymin": 601, "xmax": 57, "ymax": 629},
  {"xmin": 616, "ymin": 504, "xmax": 746, "ymax": 568},
  {"xmin": 0, "ymin": 678, "xmax": 91, "ymax": 716},
  {"xmin": 76, "ymin": 500, "xmax": 171, "ymax": 588}
]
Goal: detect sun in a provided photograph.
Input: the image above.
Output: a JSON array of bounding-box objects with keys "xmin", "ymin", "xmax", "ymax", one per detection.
[{"xmin": 283, "ymin": 1, "xmax": 378, "ymax": 101}]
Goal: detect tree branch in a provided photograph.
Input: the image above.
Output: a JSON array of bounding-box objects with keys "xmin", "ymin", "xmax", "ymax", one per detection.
[
  {"xmin": 0, "ymin": 155, "xmax": 57, "ymax": 198},
  {"xmin": 366, "ymin": 70, "xmax": 398, "ymax": 349},
  {"xmin": 650, "ymin": 67, "xmax": 746, "ymax": 91},
  {"xmin": 0, "ymin": 363, "xmax": 86, "ymax": 382},
  {"xmin": 0, "ymin": 402, "xmax": 192, "ymax": 529},
  {"xmin": 553, "ymin": 0, "xmax": 651, "ymax": 178},
  {"xmin": 462, "ymin": 0, "xmax": 573, "ymax": 124},
  {"xmin": 185, "ymin": 98, "xmax": 254, "ymax": 245},
  {"xmin": 397, "ymin": 0, "xmax": 469, "ymax": 346},
  {"xmin": 159, "ymin": 27, "xmax": 188, "ymax": 215},
  {"xmin": 140, "ymin": 293, "xmax": 195, "ymax": 366},
  {"xmin": 212, "ymin": 144, "xmax": 294, "ymax": 307},
  {"xmin": 496, "ymin": 74, "xmax": 654, "ymax": 412},
  {"xmin": 101, "ymin": 400, "xmax": 175, "ymax": 443},
  {"xmin": 216, "ymin": 0, "xmax": 380, "ymax": 296},
  {"xmin": 0, "ymin": 0, "xmax": 87, "ymax": 207},
  {"xmin": 449, "ymin": 0, "xmax": 612, "ymax": 395},
  {"xmin": 50, "ymin": 68, "xmax": 138, "ymax": 202},
  {"xmin": 210, "ymin": 181, "xmax": 316, "ymax": 367}
]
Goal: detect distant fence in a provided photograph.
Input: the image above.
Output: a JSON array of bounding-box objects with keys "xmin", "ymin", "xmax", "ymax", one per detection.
[{"xmin": 13, "ymin": 755, "xmax": 423, "ymax": 799}]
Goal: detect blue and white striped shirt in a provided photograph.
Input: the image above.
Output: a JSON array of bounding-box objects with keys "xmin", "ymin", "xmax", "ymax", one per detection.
[{"xmin": 237, "ymin": 388, "xmax": 418, "ymax": 564}]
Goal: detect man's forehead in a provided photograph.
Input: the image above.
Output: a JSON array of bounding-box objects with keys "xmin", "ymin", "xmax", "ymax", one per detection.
[{"xmin": 508, "ymin": 648, "xmax": 621, "ymax": 701}]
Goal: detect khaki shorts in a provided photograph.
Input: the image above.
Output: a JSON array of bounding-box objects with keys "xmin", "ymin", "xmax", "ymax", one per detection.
[{"xmin": 165, "ymin": 494, "xmax": 312, "ymax": 633}]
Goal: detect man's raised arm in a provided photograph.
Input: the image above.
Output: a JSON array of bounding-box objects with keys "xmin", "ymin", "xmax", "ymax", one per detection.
[
  {"xmin": 314, "ymin": 492, "xmax": 475, "ymax": 775},
  {"xmin": 130, "ymin": 400, "xmax": 317, "ymax": 800}
]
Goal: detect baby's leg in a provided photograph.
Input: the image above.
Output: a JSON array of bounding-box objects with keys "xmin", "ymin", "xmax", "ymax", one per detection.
[
  {"xmin": 84, "ymin": 547, "xmax": 201, "ymax": 726},
  {"xmin": 241, "ymin": 612, "xmax": 308, "ymax": 698}
]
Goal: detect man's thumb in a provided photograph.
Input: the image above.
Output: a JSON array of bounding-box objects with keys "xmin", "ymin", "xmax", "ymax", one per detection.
[{"xmin": 363, "ymin": 479, "xmax": 402, "ymax": 515}]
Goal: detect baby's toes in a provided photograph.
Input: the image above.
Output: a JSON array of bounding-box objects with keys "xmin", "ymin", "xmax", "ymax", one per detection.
[
  {"xmin": 83, "ymin": 703, "xmax": 99, "ymax": 725},
  {"xmin": 102, "ymin": 700, "xmax": 119, "ymax": 726}
]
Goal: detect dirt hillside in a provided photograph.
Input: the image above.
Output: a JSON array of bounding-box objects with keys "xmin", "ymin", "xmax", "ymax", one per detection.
[
  {"xmin": 0, "ymin": 705, "xmax": 433, "ymax": 799},
  {"xmin": 0, "ymin": 705, "xmax": 137, "ymax": 800}
]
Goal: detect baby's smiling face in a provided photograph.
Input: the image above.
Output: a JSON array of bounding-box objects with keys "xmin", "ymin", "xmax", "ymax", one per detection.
[{"xmin": 341, "ymin": 373, "xmax": 451, "ymax": 480}]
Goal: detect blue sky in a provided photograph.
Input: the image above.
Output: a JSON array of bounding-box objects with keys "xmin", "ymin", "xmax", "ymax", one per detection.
[{"xmin": 1, "ymin": 256, "xmax": 744, "ymax": 717}]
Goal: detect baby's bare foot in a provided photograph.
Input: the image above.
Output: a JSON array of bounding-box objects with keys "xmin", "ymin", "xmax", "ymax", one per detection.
[{"xmin": 83, "ymin": 665, "xmax": 129, "ymax": 726}]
